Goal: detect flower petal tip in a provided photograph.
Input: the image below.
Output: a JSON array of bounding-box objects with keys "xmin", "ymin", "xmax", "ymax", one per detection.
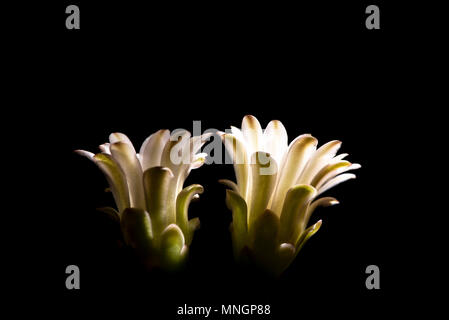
[
  {"xmin": 352, "ymin": 163, "xmax": 362, "ymax": 169},
  {"xmin": 74, "ymin": 149, "xmax": 95, "ymax": 158}
]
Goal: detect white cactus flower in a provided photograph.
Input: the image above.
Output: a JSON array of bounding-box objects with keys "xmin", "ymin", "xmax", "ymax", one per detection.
[
  {"xmin": 76, "ymin": 130, "xmax": 211, "ymax": 269},
  {"xmin": 220, "ymin": 115, "xmax": 361, "ymax": 275}
]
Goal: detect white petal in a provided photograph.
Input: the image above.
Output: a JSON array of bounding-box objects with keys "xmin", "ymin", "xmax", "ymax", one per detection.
[
  {"xmin": 270, "ymin": 135, "xmax": 317, "ymax": 214},
  {"xmin": 297, "ymin": 140, "xmax": 342, "ymax": 185},
  {"xmin": 109, "ymin": 132, "xmax": 136, "ymax": 154},
  {"xmin": 176, "ymin": 133, "xmax": 212, "ymax": 194},
  {"xmin": 94, "ymin": 153, "xmax": 130, "ymax": 213},
  {"xmin": 110, "ymin": 141, "xmax": 145, "ymax": 209},
  {"xmin": 241, "ymin": 115, "xmax": 263, "ymax": 156},
  {"xmin": 160, "ymin": 130, "xmax": 191, "ymax": 175},
  {"xmin": 189, "ymin": 132, "xmax": 213, "ymax": 159},
  {"xmin": 77, "ymin": 150, "xmax": 130, "ymax": 212},
  {"xmin": 139, "ymin": 129, "xmax": 170, "ymax": 171},
  {"xmin": 310, "ymin": 160, "xmax": 351, "ymax": 189},
  {"xmin": 159, "ymin": 130, "xmax": 194, "ymax": 201},
  {"xmin": 248, "ymin": 152, "xmax": 278, "ymax": 227},
  {"xmin": 331, "ymin": 153, "xmax": 348, "ymax": 162},
  {"xmin": 263, "ymin": 120, "xmax": 288, "ymax": 166},
  {"xmin": 314, "ymin": 162, "xmax": 360, "ymax": 190},
  {"xmin": 348, "ymin": 163, "xmax": 362, "ymax": 170},
  {"xmin": 317, "ymin": 173, "xmax": 357, "ymax": 196},
  {"xmin": 190, "ymin": 152, "xmax": 208, "ymax": 170},
  {"xmin": 75, "ymin": 150, "xmax": 95, "ymax": 159},
  {"xmin": 99, "ymin": 143, "xmax": 111, "ymax": 154},
  {"xmin": 230, "ymin": 126, "xmax": 245, "ymax": 143},
  {"xmin": 222, "ymin": 133, "xmax": 250, "ymax": 200}
]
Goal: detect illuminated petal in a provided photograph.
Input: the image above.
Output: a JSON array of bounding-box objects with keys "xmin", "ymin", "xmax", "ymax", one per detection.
[
  {"xmin": 93, "ymin": 153, "xmax": 131, "ymax": 213},
  {"xmin": 222, "ymin": 133, "xmax": 249, "ymax": 200},
  {"xmin": 189, "ymin": 133, "xmax": 213, "ymax": 158},
  {"xmin": 263, "ymin": 120, "xmax": 288, "ymax": 165},
  {"xmin": 331, "ymin": 153, "xmax": 348, "ymax": 162},
  {"xmin": 99, "ymin": 143, "xmax": 111, "ymax": 154},
  {"xmin": 317, "ymin": 173, "xmax": 356, "ymax": 196},
  {"xmin": 297, "ymin": 140, "xmax": 342, "ymax": 184},
  {"xmin": 75, "ymin": 149, "xmax": 95, "ymax": 159},
  {"xmin": 139, "ymin": 129, "xmax": 170, "ymax": 171},
  {"xmin": 109, "ymin": 132, "xmax": 136, "ymax": 153},
  {"xmin": 110, "ymin": 142, "xmax": 146, "ymax": 209},
  {"xmin": 242, "ymin": 115, "xmax": 263, "ymax": 155},
  {"xmin": 270, "ymin": 135, "xmax": 317, "ymax": 214},
  {"xmin": 76, "ymin": 150, "xmax": 130, "ymax": 213},
  {"xmin": 248, "ymin": 152, "xmax": 278, "ymax": 228},
  {"xmin": 311, "ymin": 160, "xmax": 356, "ymax": 189},
  {"xmin": 190, "ymin": 152, "xmax": 208, "ymax": 170},
  {"xmin": 177, "ymin": 133, "xmax": 213, "ymax": 189},
  {"xmin": 230, "ymin": 126, "xmax": 245, "ymax": 142},
  {"xmin": 159, "ymin": 130, "xmax": 192, "ymax": 199},
  {"xmin": 160, "ymin": 129, "xmax": 191, "ymax": 175}
]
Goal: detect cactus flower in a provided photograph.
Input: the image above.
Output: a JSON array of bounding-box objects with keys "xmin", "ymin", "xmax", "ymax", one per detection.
[
  {"xmin": 220, "ymin": 115, "xmax": 360, "ymax": 275},
  {"xmin": 76, "ymin": 130, "xmax": 210, "ymax": 270}
]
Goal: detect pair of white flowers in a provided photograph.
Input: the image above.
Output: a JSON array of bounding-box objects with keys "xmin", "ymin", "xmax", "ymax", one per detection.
[{"xmin": 77, "ymin": 115, "xmax": 360, "ymax": 273}]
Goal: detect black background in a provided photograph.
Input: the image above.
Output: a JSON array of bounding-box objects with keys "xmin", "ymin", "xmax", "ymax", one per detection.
[{"xmin": 7, "ymin": 0, "xmax": 434, "ymax": 318}]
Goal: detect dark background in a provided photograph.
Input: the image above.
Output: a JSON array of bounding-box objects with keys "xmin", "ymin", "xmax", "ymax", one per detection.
[{"xmin": 7, "ymin": 0, "xmax": 433, "ymax": 318}]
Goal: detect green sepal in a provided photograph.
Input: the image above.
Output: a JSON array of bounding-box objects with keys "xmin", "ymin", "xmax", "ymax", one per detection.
[
  {"xmin": 160, "ymin": 224, "xmax": 187, "ymax": 270},
  {"xmin": 93, "ymin": 153, "xmax": 130, "ymax": 213},
  {"xmin": 143, "ymin": 166, "xmax": 174, "ymax": 238},
  {"xmin": 276, "ymin": 243, "xmax": 296, "ymax": 276},
  {"xmin": 218, "ymin": 179, "xmax": 240, "ymax": 193},
  {"xmin": 188, "ymin": 217, "xmax": 200, "ymax": 243},
  {"xmin": 294, "ymin": 220, "xmax": 322, "ymax": 258},
  {"xmin": 176, "ymin": 184, "xmax": 203, "ymax": 246},
  {"xmin": 120, "ymin": 208, "xmax": 154, "ymax": 255},
  {"xmin": 225, "ymin": 189, "xmax": 248, "ymax": 259},
  {"xmin": 250, "ymin": 209, "xmax": 280, "ymax": 270},
  {"xmin": 248, "ymin": 152, "xmax": 278, "ymax": 228},
  {"xmin": 97, "ymin": 207, "xmax": 120, "ymax": 223},
  {"xmin": 279, "ymin": 184, "xmax": 316, "ymax": 244}
]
